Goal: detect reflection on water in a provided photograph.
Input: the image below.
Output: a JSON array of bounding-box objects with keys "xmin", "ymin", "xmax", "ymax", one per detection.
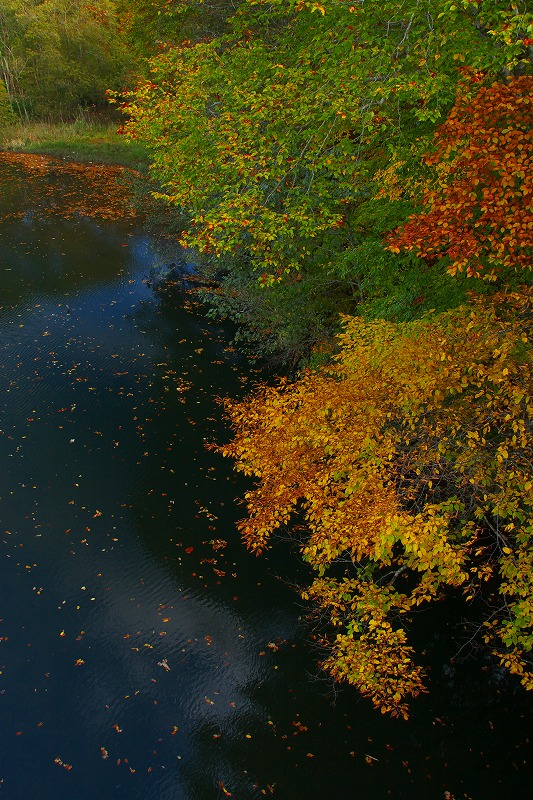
[{"xmin": 0, "ymin": 156, "xmax": 531, "ymax": 800}]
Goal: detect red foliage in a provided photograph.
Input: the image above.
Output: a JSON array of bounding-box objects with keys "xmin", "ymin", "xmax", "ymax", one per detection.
[{"xmin": 388, "ymin": 77, "xmax": 533, "ymax": 279}]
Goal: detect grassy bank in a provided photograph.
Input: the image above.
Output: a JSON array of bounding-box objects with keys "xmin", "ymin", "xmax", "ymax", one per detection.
[{"xmin": 0, "ymin": 117, "xmax": 149, "ymax": 169}]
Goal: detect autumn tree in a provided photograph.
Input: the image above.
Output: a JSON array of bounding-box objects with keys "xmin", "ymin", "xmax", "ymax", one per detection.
[
  {"xmin": 214, "ymin": 66, "xmax": 533, "ymax": 713},
  {"xmin": 121, "ymin": 0, "xmax": 532, "ymax": 355},
  {"xmin": 123, "ymin": 0, "xmax": 533, "ymax": 275},
  {"xmin": 119, "ymin": 0, "xmax": 533, "ymax": 713},
  {"xmin": 220, "ymin": 290, "xmax": 533, "ymax": 717},
  {"xmin": 389, "ymin": 75, "xmax": 533, "ymax": 280}
]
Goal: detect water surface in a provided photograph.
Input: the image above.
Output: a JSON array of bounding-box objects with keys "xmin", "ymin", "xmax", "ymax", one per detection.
[{"xmin": 0, "ymin": 155, "xmax": 531, "ymax": 800}]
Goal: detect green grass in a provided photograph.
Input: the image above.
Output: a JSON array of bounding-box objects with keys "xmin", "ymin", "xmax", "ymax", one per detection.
[{"xmin": 0, "ymin": 116, "xmax": 149, "ymax": 169}]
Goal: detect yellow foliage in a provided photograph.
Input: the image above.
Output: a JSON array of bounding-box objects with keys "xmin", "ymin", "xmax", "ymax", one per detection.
[
  {"xmin": 221, "ymin": 288, "xmax": 533, "ymax": 715},
  {"xmin": 374, "ymin": 159, "xmax": 407, "ymax": 202}
]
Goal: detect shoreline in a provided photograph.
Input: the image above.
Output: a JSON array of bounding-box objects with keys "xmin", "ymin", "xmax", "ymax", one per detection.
[{"xmin": 0, "ymin": 118, "xmax": 148, "ymax": 169}]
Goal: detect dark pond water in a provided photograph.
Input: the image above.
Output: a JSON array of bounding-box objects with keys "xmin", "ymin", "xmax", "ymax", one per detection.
[{"xmin": 0, "ymin": 156, "xmax": 532, "ymax": 800}]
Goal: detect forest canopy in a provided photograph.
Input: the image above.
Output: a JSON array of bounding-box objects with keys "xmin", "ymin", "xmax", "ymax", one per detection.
[{"xmin": 121, "ymin": 0, "xmax": 532, "ymax": 278}]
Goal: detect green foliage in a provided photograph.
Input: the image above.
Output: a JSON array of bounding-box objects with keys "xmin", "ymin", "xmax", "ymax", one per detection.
[
  {"xmin": 116, "ymin": 0, "xmax": 234, "ymax": 54},
  {"xmin": 340, "ymin": 239, "xmax": 488, "ymax": 321},
  {"xmin": 0, "ymin": 0, "xmax": 132, "ymax": 120},
  {"xmin": 124, "ymin": 0, "xmax": 532, "ymax": 278},
  {"xmin": 199, "ymin": 258, "xmax": 353, "ymax": 366},
  {"xmin": 0, "ymin": 77, "xmax": 13, "ymax": 126},
  {"xmin": 120, "ymin": 0, "xmax": 532, "ymax": 357}
]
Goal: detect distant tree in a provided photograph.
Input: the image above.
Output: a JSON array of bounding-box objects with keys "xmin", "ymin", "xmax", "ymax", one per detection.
[
  {"xmin": 0, "ymin": 75, "xmax": 14, "ymax": 125},
  {"xmin": 0, "ymin": 0, "xmax": 131, "ymax": 119}
]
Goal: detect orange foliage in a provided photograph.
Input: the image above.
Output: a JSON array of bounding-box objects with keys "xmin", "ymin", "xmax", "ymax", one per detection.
[
  {"xmin": 388, "ymin": 77, "xmax": 533, "ymax": 279},
  {"xmin": 221, "ymin": 289, "xmax": 533, "ymax": 716}
]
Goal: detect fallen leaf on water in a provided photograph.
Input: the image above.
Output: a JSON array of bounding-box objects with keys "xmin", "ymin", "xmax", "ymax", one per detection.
[{"xmin": 54, "ymin": 757, "xmax": 73, "ymax": 771}]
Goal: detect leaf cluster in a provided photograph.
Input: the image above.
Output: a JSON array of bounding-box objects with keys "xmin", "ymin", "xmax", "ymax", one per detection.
[
  {"xmin": 390, "ymin": 76, "xmax": 533, "ymax": 280},
  {"xmin": 221, "ymin": 289, "xmax": 533, "ymax": 716}
]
